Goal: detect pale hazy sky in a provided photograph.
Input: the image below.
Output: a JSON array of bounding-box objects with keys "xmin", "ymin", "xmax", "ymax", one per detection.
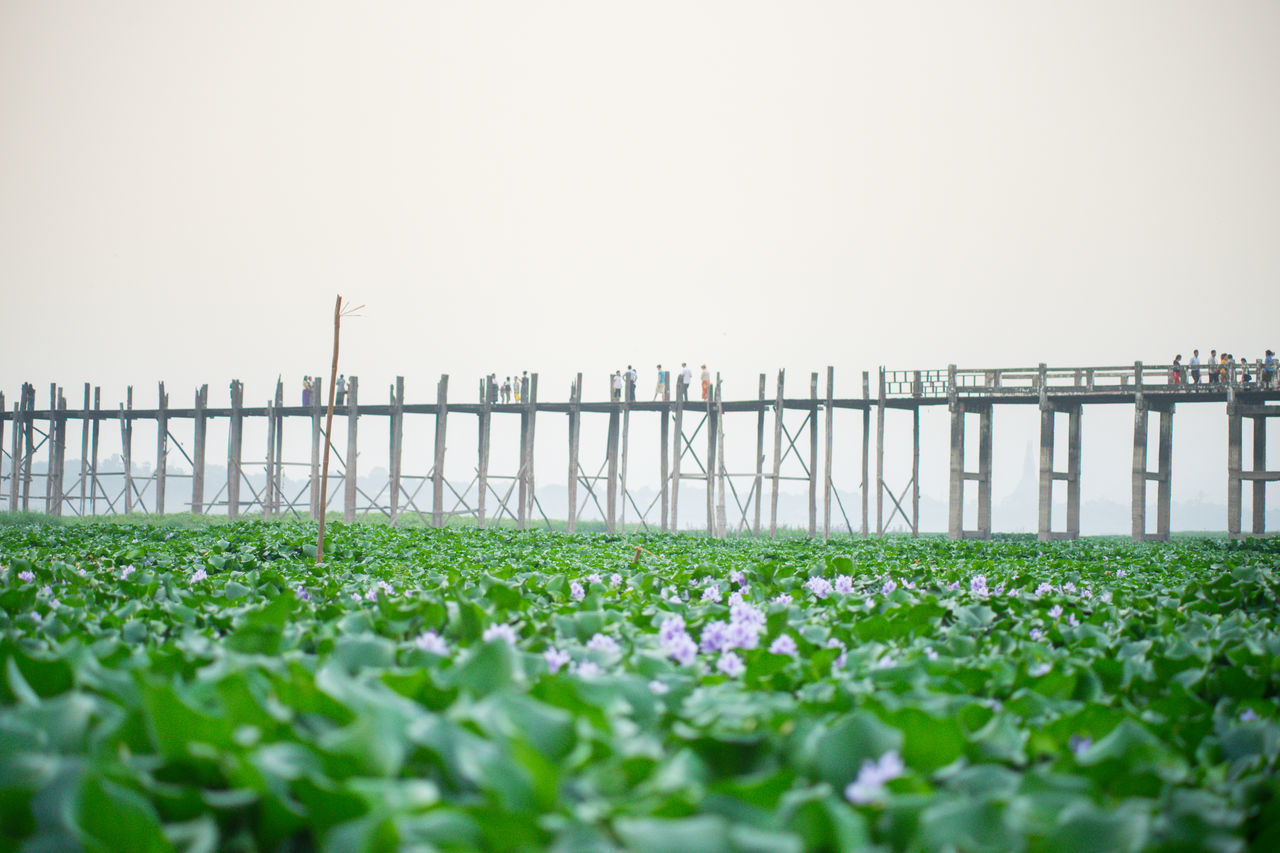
[{"xmin": 3, "ymin": 2, "xmax": 1279, "ymax": 523}]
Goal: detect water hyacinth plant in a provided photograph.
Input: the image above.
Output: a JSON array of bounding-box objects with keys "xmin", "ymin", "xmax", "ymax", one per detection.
[{"xmin": 0, "ymin": 520, "xmax": 1277, "ymax": 851}]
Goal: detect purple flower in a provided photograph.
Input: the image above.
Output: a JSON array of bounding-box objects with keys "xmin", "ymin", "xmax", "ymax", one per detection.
[
  {"xmin": 701, "ymin": 585, "xmax": 722, "ymax": 604},
  {"xmin": 717, "ymin": 652, "xmax": 745, "ymax": 678},
  {"xmin": 1035, "ymin": 582, "xmax": 1054, "ymax": 596},
  {"xmin": 120, "ymin": 566, "xmax": 136, "ymax": 581},
  {"xmin": 648, "ymin": 679, "xmax": 670, "ymax": 695},
  {"xmin": 609, "ymin": 573, "xmax": 622, "ymax": 588},
  {"xmin": 415, "ymin": 631, "xmax": 449, "ymax": 655},
  {"xmin": 1116, "ymin": 568, "xmax": 1127, "ymax": 578},
  {"xmin": 1068, "ymin": 734, "xmax": 1092, "ymax": 757},
  {"xmin": 805, "ymin": 577, "xmax": 833, "ymax": 600},
  {"xmin": 969, "ymin": 575, "xmax": 988, "ymax": 596},
  {"xmin": 569, "ymin": 581, "xmax": 585, "ymax": 601},
  {"xmin": 364, "ymin": 587, "xmax": 378, "ymax": 602},
  {"xmin": 1240, "ymin": 708, "xmax": 1260, "ymax": 722},
  {"xmin": 1048, "ymin": 604, "xmax": 1063, "ymax": 620},
  {"xmin": 1099, "ymin": 591, "xmax": 1112, "ymax": 604},
  {"xmin": 769, "ymin": 634, "xmax": 798, "ymax": 657},
  {"xmin": 586, "ymin": 572, "xmax": 603, "ymax": 586},
  {"xmin": 377, "ymin": 580, "xmax": 394, "ymax": 595},
  {"xmin": 902, "ymin": 579, "xmax": 916, "ymax": 590},
  {"xmin": 572, "ymin": 660, "xmax": 602, "ymax": 677},
  {"xmin": 1029, "ymin": 627, "xmax": 1045, "ymax": 641},
  {"xmin": 190, "ymin": 568, "xmax": 208, "ymax": 583},
  {"xmin": 586, "ymin": 633, "xmax": 620, "ymax": 655},
  {"xmin": 773, "ymin": 592, "xmax": 792, "ymax": 605},
  {"xmin": 39, "ymin": 585, "xmax": 52, "ymax": 597},
  {"xmin": 881, "ymin": 578, "xmax": 897, "ymax": 595},
  {"xmin": 482, "ymin": 623, "xmax": 518, "ymax": 645},
  {"xmin": 729, "ymin": 569, "xmax": 745, "ymax": 586},
  {"xmin": 723, "ymin": 620, "xmax": 760, "ymax": 651},
  {"xmin": 293, "ymin": 584, "xmax": 311, "ymax": 602},
  {"xmin": 700, "ymin": 621, "xmax": 730, "ymax": 653},
  {"xmin": 665, "ymin": 633, "xmax": 698, "ymax": 666},
  {"xmin": 730, "ymin": 601, "xmax": 766, "ymax": 631},
  {"xmin": 834, "ymin": 575, "xmax": 854, "ymax": 595},
  {"xmin": 1066, "ymin": 613, "xmax": 1080, "ymax": 628},
  {"xmin": 350, "ymin": 592, "xmax": 361, "ymax": 602},
  {"xmin": 659, "ymin": 615, "xmax": 687, "ymax": 644},
  {"xmin": 864, "ymin": 596, "xmax": 875, "ymax": 608},
  {"xmin": 946, "ymin": 581, "xmax": 961, "ymax": 592},
  {"xmin": 1062, "ymin": 582, "xmax": 1077, "ymax": 595},
  {"xmin": 844, "ymin": 750, "xmax": 905, "ymax": 805},
  {"xmin": 544, "ymin": 647, "xmax": 571, "ymax": 673}
]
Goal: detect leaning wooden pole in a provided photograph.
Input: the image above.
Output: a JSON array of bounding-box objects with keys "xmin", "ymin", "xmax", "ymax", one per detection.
[{"xmin": 316, "ymin": 295, "xmax": 343, "ymax": 563}]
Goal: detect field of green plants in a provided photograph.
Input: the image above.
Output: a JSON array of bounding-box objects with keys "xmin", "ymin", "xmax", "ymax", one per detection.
[{"xmin": 1, "ymin": 518, "xmax": 1277, "ymax": 852}]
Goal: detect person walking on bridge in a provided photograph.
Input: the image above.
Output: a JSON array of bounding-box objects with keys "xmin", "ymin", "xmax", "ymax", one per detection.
[
  {"xmin": 653, "ymin": 365, "xmax": 668, "ymax": 401},
  {"xmin": 1190, "ymin": 350, "xmax": 1201, "ymax": 385}
]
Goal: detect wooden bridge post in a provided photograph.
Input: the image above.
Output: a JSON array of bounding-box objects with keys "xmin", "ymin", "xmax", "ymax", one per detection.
[
  {"xmin": 433, "ymin": 375, "xmax": 449, "ymax": 528},
  {"xmin": 671, "ymin": 375, "xmax": 685, "ymax": 531},
  {"xmin": 769, "ymin": 369, "xmax": 784, "ymax": 537},
  {"xmin": 1227, "ymin": 392, "xmax": 1242, "ymax": 538},
  {"xmin": 155, "ymin": 381, "xmax": 168, "ymax": 515},
  {"xmin": 78, "ymin": 384, "xmax": 90, "ymax": 515},
  {"xmin": 1037, "ymin": 364, "xmax": 1052, "ymax": 541},
  {"xmin": 606, "ymin": 399, "xmax": 620, "ymax": 534},
  {"xmin": 876, "ymin": 368, "xmax": 885, "ymax": 537},
  {"xmin": 1158, "ymin": 406, "xmax": 1174, "ymax": 539},
  {"xmin": 948, "ymin": 364, "xmax": 964, "ymax": 540},
  {"xmin": 660, "ymin": 373, "xmax": 670, "ymax": 531},
  {"xmin": 7, "ymin": 397, "xmax": 18, "ymax": 511},
  {"xmin": 309, "ymin": 377, "xmax": 323, "ymax": 520},
  {"xmin": 389, "ymin": 376, "xmax": 404, "ymax": 525},
  {"xmin": 754, "ymin": 374, "xmax": 766, "ymax": 535},
  {"xmin": 227, "ymin": 381, "xmax": 242, "ymax": 518},
  {"xmin": 0, "ymin": 394, "xmax": 6, "ymax": 510},
  {"xmin": 264, "ymin": 394, "xmax": 276, "ymax": 519},
  {"xmin": 862, "ymin": 371, "xmax": 870, "ymax": 538},
  {"xmin": 912, "ymin": 395, "xmax": 920, "ymax": 538},
  {"xmin": 715, "ymin": 377, "xmax": 727, "ymax": 538},
  {"xmin": 808, "ymin": 372, "xmax": 819, "ymax": 537},
  {"xmin": 121, "ymin": 386, "xmax": 135, "ymax": 515},
  {"xmin": 567, "ymin": 375, "xmax": 581, "ymax": 533},
  {"xmin": 1252, "ymin": 413, "xmax": 1266, "ymax": 536},
  {"xmin": 1066, "ymin": 404, "xmax": 1081, "ymax": 539},
  {"xmin": 21, "ymin": 385, "xmax": 35, "ymax": 510},
  {"xmin": 89, "ymin": 387, "xmax": 102, "ymax": 514},
  {"xmin": 978, "ymin": 404, "xmax": 994, "ymax": 538},
  {"xmin": 517, "ymin": 375, "xmax": 530, "ymax": 528},
  {"xmin": 823, "ymin": 367, "xmax": 834, "ymax": 539},
  {"xmin": 344, "ymin": 377, "xmax": 358, "ymax": 522},
  {"xmin": 621, "ymin": 384, "xmax": 632, "ymax": 533},
  {"xmin": 1131, "ymin": 362, "xmax": 1148, "ymax": 541},
  {"xmin": 526, "ymin": 374, "xmax": 538, "ymax": 526},
  {"xmin": 191, "ymin": 385, "xmax": 206, "ymax": 515},
  {"xmin": 477, "ymin": 376, "xmax": 491, "ymax": 528},
  {"xmin": 50, "ymin": 390, "xmax": 67, "ymax": 516},
  {"xmin": 271, "ymin": 381, "xmax": 284, "ymax": 515},
  {"xmin": 706, "ymin": 376, "xmax": 718, "ymax": 536}
]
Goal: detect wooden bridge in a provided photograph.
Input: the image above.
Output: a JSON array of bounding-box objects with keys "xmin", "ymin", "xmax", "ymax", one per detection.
[{"xmin": 3, "ymin": 361, "xmax": 1278, "ymax": 541}]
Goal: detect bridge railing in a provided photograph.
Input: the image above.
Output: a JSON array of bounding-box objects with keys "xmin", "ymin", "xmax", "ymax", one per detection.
[{"xmin": 883, "ymin": 361, "xmax": 1279, "ymax": 398}]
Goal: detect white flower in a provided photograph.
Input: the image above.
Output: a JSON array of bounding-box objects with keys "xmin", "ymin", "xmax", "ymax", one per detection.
[
  {"xmin": 351, "ymin": 592, "xmax": 361, "ymax": 602},
  {"xmin": 572, "ymin": 660, "xmax": 602, "ymax": 677},
  {"xmin": 844, "ymin": 750, "xmax": 905, "ymax": 805},
  {"xmin": 1066, "ymin": 613, "xmax": 1080, "ymax": 628},
  {"xmin": 415, "ymin": 631, "xmax": 449, "ymax": 655},
  {"xmin": 648, "ymin": 679, "xmax": 670, "ymax": 695},
  {"xmin": 586, "ymin": 633, "xmax": 620, "ymax": 655},
  {"xmin": 543, "ymin": 647, "xmax": 570, "ymax": 673},
  {"xmin": 191, "ymin": 568, "xmax": 207, "ymax": 583},
  {"xmin": 482, "ymin": 623, "xmax": 518, "ymax": 645},
  {"xmin": 769, "ymin": 634, "xmax": 798, "ymax": 657},
  {"xmin": 864, "ymin": 596, "xmax": 875, "ymax": 608},
  {"xmin": 717, "ymin": 652, "xmax": 745, "ymax": 678},
  {"xmin": 924, "ymin": 646, "xmax": 938, "ymax": 661},
  {"xmin": 1030, "ymin": 662, "xmax": 1051, "ymax": 677},
  {"xmin": 119, "ymin": 566, "xmax": 136, "ymax": 581}
]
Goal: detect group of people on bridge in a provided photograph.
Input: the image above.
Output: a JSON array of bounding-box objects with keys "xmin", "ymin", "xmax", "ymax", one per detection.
[{"xmin": 1171, "ymin": 349, "xmax": 1277, "ymax": 388}]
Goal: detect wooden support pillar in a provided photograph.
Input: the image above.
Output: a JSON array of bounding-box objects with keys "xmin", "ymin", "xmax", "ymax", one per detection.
[
  {"xmin": 715, "ymin": 378, "xmax": 727, "ymax": 538},
  {"xmin": 823, "ymin": 367, "xmax": 834, "ymax": 539},
  {"xmin": 671, "ymin": 377, "xmax": 685, "ymax": 531},
  {"xmin": 517, "ymin": 374, "xmax": 530, "ymax": 528},
  {"xmin": 620, "ymin": 389, "xmax": 632, "ymax": 532},
  {"xmin": 78, "ymin": 384, "xmax": 90, "ymax": 515},
  {"xmin": 389, "ymin": 376, "xmax": 404, "ymax": 525},
  {"xmin": 525, "ymin": 374, "xmax": 538, "ymax": 527},
  {"xmin": 45, "ymin": 384, "xmax": 56, "ymax": 511},
  {"xmin": 7, "ymin": 397, "xmax": 19, "ymax": 511},
  {"xmin": 21, "ymin": 384, "xmax": 35, "ymax": 511},
  {"xmin": 660, "ymin": 373, "xmax": 671, "ymax": 532},
  {"xmin": 948, "ymin": 398, "xmax": 965, "ymax": 540},
  {"xmin": 754, "ymin": 374, "xmax": 766, "ymax": 535},
  {"xmin": 1131, "ymin": 399, "xmax": 1148, "ymax": 540},
  {"xmin": 121, "ymin": 386, "xmax": 135, "ymax": 515},
  {"xmin": 911, "ymin": 402, "xmax": 920, "ymax": 538},
  {"xmin": 1252, "ymin": 414, "xmax": 1265, "ymax": 536},
  {"xmin": 155, "ymin": 381, "xmax": 168, "ymax": 515},
  {"xmin": 309, "ymin": 377, "xmax": 323, "ymax": 520},
  {"xmin": 876, "ymin": 369, "xmax": 885, "ymax": 537},
  {"xmin": 1227, "ymin": 399, "xmax": 1242, "ymax": 538},
  {"xmin": 977, "ymin": 406, "xmax": 993, "ymax": 538},
  {"xmin": 862, "ymin": 371, "xmax": 870, "ymax": 538},
  {"xmin": 769, "ymin": 370, "xmax": 785, "ymax": 537},
  {"xmin": 606, "ymin": 402, "xmax": 620, "ymax": 533},
  {"xmin": 1037, "ymin": 408, "xmax": 1053, "ymax": 541},
  {"xmin": 808, "ymin": 372, "xmax": 819, "ymax": 538},
  {"xmin": 433, "ymin": 375, "xmax": 449, "ymax": 528},
  {"xmin": 50, "ymin": 390, "xmax": 67, "ymax": 516},
  {"xmin": 705, "ymin": 376, "xmax": 717, "ymax": 537},
  {"xmin": 0, "ymin": 393, "xmax": 6, "ymax": 511},
  {"xmin": 344, "ymin": 377, "xmax": 359, "ymax": 522},
  {"xmin": 567, "ymin": 375, "xmax": 581, "ymax": 533},
  {"xmin": 1157, "ymin": 407, "xmax": 1173, "ymax": 539},
  {"xmin": 227, "ymin": 381, "xmax": 242, "ymax": 518},
  {"xmin": 90, "ymin": 387, "xmax": 103, "ymax": 515},
  {"xmin": 477, "ymin": 376, "xmax": 491, "ymax": 528},
  {"xmin": 264, "ymin": 396, "xmax": 276, "ymax": 519},
  {"xmin": 1066, "ymin": 405, "xmax": 1081, "ymax": 539},
  {"xmin": 272, "ymin": 381, "xmax": 284, "ymax": 516},
  {"xmin": 191, "ymin": 385, "xmax": 206, "ymax": 515}
]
